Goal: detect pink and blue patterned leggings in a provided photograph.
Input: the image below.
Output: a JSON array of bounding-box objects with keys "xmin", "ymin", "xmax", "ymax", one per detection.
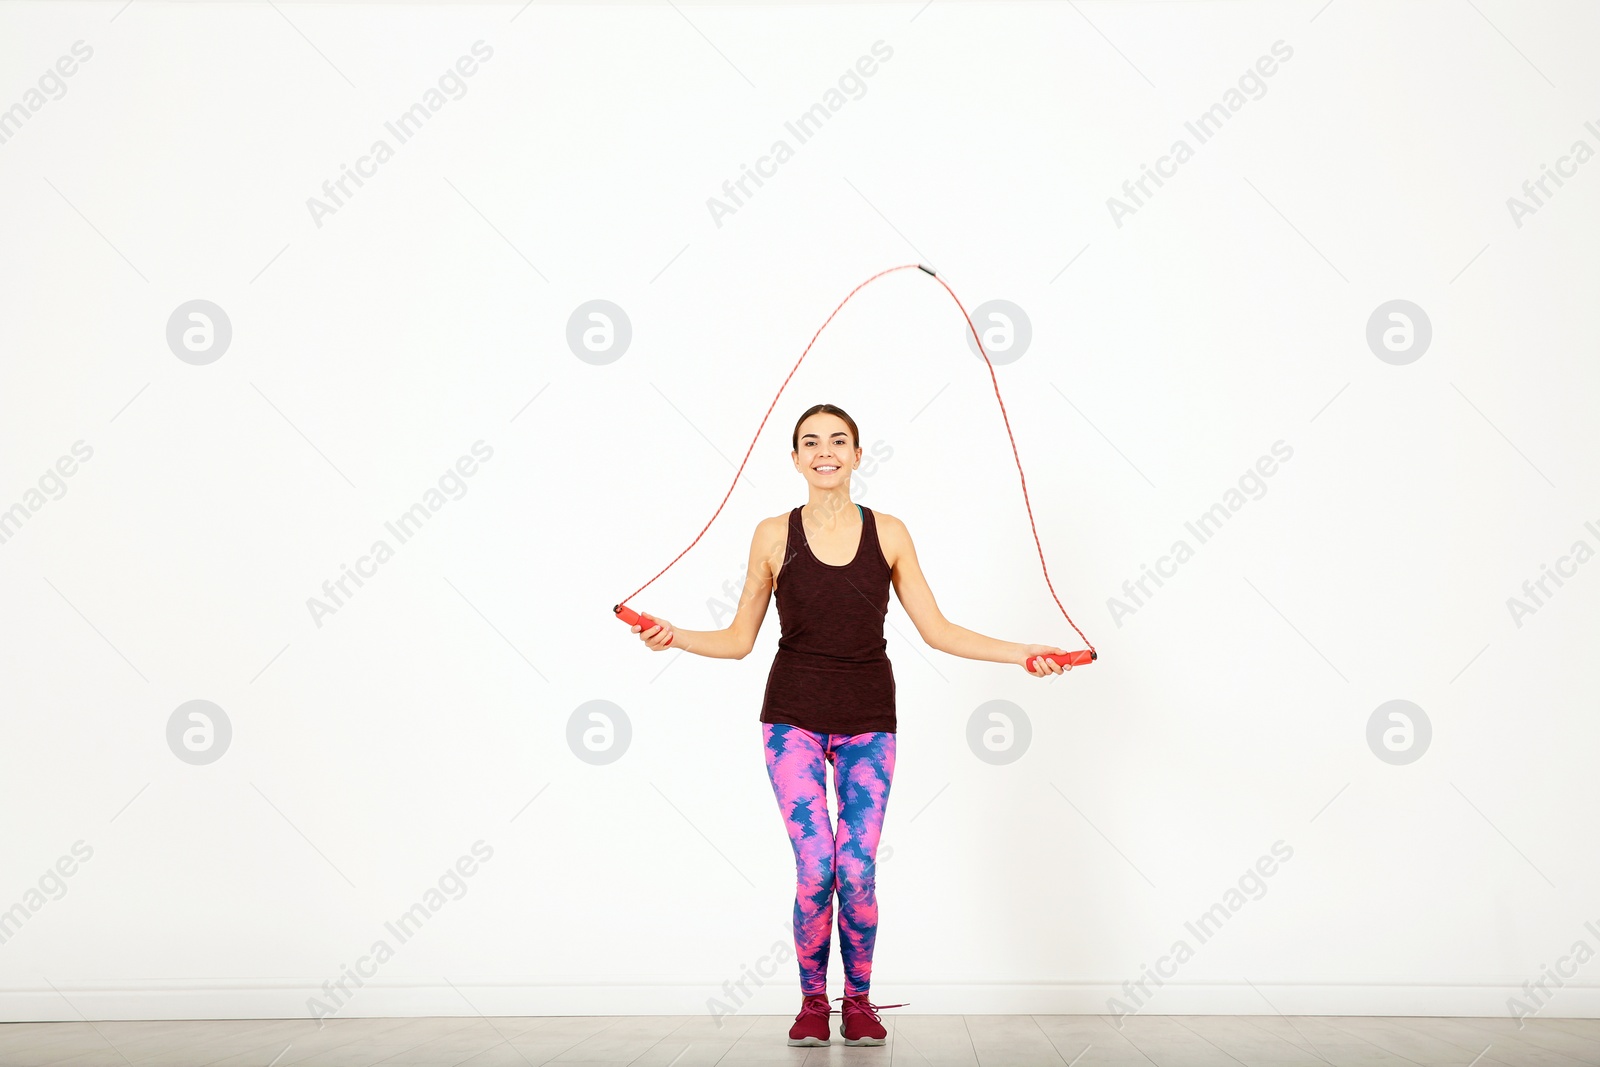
[{"xmin": 762, "ymin": 723, "xmax": 896, "ymax": 997}]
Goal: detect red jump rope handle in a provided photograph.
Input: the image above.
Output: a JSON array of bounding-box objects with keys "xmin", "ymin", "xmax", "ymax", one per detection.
[
  {"xmin": 1025, "ymin": 649, "xmax": 1097, "ymax": 671},
  {"xmin": 614, "ymin": 604, "xmax": 673, "ymax": 648}
]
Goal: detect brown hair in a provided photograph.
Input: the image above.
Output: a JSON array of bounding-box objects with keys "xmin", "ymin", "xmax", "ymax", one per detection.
[{"xmin": 791, "ymin": 404, "xmax": 860, "ymax": 454}]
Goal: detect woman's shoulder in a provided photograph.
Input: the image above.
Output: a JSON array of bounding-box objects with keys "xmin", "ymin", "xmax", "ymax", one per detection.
[
  {"xmin": 868, "ymin": 508, "xmax": 907, "ymax": 565},
  {"xmin": 757, "ymin": 510, "xmax": 794, "ymax": 536},
  {"xmin": 869, "ymin": 507, "xmax": 904, "ymax": 534}
]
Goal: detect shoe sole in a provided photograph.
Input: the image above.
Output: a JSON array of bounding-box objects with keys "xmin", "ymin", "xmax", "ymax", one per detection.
[
  {"xmin": 786, "ymin": 1037, "xmax": 829, "ymax": 1046},
  {"xmin": 842, "ymin": 1036, "xmax": 886, "ymax": 1046}
]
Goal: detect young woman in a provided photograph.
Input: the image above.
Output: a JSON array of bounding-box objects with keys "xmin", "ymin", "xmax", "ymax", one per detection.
[{"xmin": 630, "ymin": 403, "xmax": 1072, "ymax": 1047}]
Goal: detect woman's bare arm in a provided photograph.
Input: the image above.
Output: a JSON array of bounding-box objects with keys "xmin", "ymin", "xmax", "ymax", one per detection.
[
  {"xmin": 631, "ymin": 516, "xmax": 781, "ymax": 660},
  {"xmin": 878, "ymin": 511, "xmax": 1070, "ymax": 673}
]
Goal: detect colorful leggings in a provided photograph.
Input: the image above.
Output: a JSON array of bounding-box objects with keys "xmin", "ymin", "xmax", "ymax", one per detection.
[{"xmin": 762, "ymin": 723, "xmax": 896, "ymax": 997}]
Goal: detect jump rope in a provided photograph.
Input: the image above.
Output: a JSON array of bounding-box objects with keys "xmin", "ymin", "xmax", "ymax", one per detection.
[{"xmin": 612, "ymin": 262, "xmax": 1097, "ymax": 673}]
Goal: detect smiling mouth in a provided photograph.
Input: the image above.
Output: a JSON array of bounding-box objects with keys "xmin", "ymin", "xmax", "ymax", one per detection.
[{"xmin": 813, "ymin": 465, "xmax": 840, "ymax": 473}]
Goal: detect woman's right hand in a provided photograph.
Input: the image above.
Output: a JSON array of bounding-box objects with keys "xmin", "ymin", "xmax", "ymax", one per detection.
[
  {"xmin": 631, "ymin": 614, "xmax": 675, "ymax": 651},
  {"xmin": 1020, "ymin": 644, "xmax": 1070, "ymax": 676}
]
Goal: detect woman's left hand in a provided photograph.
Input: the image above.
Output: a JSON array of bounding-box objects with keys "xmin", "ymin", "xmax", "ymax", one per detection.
[{"xmin": 1020, "ymin": 645, "xmax": 1072, "ymax": 676}]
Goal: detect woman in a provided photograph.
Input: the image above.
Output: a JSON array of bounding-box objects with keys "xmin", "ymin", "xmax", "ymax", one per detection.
[{"xmin": 630, "ymin": 403, "xmax": 1072, "ymax": 1047}]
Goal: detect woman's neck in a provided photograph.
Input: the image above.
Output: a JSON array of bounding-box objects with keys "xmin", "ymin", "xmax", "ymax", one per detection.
[{"xmin": 804, "ymin": 488, "xmax": 858, "ymax": 526}]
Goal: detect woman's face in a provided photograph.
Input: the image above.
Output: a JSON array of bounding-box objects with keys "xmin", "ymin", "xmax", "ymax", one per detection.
[{"xmin": 793, "ymin": 415, "xmax": 861, "ymax": 487}]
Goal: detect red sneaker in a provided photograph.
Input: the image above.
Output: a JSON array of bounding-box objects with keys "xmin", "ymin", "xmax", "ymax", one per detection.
[
  {"xmin": 786, "ymin": 992, "xmax": 832, "ymax": 1046},
  {"xmin": 835, "ymin": 993, "xmax": 907, "ymax": 1046}
]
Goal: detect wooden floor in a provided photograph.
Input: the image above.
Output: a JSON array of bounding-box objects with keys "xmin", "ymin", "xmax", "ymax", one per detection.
[{"xmin": 1, "ymin": 1014, "xmax": 1597, "ymax": 1067}]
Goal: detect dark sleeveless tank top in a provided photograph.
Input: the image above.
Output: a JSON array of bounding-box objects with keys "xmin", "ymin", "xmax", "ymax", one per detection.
[{"xmin": 759, "ymin": 503, "xmax": 896, "ymax": 735}]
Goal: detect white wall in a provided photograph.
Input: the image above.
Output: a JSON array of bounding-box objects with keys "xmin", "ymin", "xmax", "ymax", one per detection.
[{"xmin": 2, "ymin": 0, "xmax": 1598, "ymax": 1023}]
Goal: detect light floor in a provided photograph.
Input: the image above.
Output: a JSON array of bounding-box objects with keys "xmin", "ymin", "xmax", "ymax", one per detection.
[{"xmin": 0, "ymin": 1014, "xmax": 1597, "ymax": 1067}]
